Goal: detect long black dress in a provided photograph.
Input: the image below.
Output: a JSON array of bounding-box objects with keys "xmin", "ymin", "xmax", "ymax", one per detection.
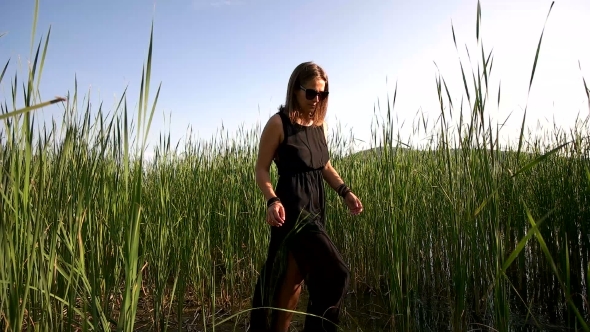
[{"xmin": 250, "ymin": 110, "xmax": 350, "ymax": 332}]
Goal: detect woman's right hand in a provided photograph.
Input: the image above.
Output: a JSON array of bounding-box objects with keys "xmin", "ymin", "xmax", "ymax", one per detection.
[{"xmin": 266, "ymin": 202, "xmax": 285, "ymax": 227}]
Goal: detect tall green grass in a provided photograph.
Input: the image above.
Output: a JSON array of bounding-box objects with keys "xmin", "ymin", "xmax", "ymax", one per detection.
[{"xmin": 2, "ymin": 0, "xmax": 590, "ymax": 331}]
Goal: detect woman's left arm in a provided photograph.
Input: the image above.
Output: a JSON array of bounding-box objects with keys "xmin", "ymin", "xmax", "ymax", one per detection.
[
  {"xmin": 323, "ymin": 160, "xmax": 346, "ymax": 191},
  {"xmin": 321, "ymin": 122, "xmax": 363, "ymax": 214}
]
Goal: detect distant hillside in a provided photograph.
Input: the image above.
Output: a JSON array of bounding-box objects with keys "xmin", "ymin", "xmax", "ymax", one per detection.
[{"xmin": 344, "ymin": 145, "xmax": 565, "ymax": 162}]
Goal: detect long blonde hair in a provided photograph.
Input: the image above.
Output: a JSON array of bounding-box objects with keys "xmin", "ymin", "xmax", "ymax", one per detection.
[{"xmin": 278, "ymin": 61, "xmax": 329, "ymax": 126}]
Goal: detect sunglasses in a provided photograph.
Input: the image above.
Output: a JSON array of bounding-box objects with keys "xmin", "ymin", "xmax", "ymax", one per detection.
[{"xmin": 300, "ymin": 85, "xmax": 329, "ymax": 101}]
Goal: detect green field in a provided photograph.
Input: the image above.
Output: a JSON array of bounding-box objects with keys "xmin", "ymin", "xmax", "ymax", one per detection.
[{"xmin": 2, "ymin": 1, "xmax": 590, "ymax": 331}]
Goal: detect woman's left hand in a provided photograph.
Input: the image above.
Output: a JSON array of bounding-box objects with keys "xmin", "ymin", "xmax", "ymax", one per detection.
[{"xmin": 344, "ymin": 192, "xmax": 363, "ymax": 215}]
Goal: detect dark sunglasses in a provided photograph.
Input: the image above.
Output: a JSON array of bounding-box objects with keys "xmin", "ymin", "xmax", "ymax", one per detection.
[{"xmin": 300, "ymin": 85, "xmax": 329, "ymax": 101}]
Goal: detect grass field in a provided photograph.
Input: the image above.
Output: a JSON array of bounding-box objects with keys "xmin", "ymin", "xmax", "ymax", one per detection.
[{"xmin": 2, "ymin": 1, "xmax": 590, "ymax": 331}]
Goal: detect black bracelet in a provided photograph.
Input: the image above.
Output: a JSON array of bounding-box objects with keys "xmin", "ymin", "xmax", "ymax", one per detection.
[
  {"xmin": 267, "ymin": 196, "xmax": 280, "ymax": 207},
  {"xmin": 336, "ymin": 183, "xmax": 352, "ymax": 198}
]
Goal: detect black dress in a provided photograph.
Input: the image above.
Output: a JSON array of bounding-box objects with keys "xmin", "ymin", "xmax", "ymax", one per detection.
[{"xmin": 250, "ymin": 110, "xmax": 350, "ymax": 332}]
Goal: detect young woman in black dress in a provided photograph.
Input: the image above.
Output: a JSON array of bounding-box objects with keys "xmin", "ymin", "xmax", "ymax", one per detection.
[{"xmin": 250, "ymin": 61, "xmax": 363, "ymax": 332}]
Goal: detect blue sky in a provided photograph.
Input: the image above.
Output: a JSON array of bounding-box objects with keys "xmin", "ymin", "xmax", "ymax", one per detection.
[{"xmin": 1, "ymin": 0, "xmax": 589, "ymax": 157}]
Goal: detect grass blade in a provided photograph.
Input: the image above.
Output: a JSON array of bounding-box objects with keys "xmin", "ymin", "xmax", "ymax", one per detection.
[
  {"xmin": 523, "ymin": 203, "xmax": 590, "ymax": 331},
  {"xmin": 29, "ymin": 0, "xmax": 39, "ymax": 58},
  {"xmin": 512, "ymin": 140, "xmax": 568, "ymax": 178},
  {"xmin": 528, "ymin": 1, "xmax": 554, "ymax": 94},
  {"xmin": 35, "ymin": 25, "xmax": 52, "ymax": 96},
  {"xmin": 1, "ymin": 59, "xmax": 10, "ymax": 84},
  {"xmin": 578, "ymin": 61, "xmax": 590, "ymax": 113},
  {"xmin": 476, "ymin": 0, "xmax": 481, "ymax": 41},
  {"xmin": 0, "ymin": 97, "xmax": 65, "ymax": 121}
]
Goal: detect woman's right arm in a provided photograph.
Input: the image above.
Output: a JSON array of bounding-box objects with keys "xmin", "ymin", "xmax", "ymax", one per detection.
[{"xmin": 255, "ymin": 114, "xmax": 283, "ymax": 200}]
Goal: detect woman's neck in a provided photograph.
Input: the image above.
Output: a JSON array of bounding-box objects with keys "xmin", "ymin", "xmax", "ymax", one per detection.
[
  {"xmin": 296, "ymin": 116, "xmax": 313, "ymax": 126},
  {"xmin": 296, "ymin": 110, "xmax": 314, "ymax": 126}
]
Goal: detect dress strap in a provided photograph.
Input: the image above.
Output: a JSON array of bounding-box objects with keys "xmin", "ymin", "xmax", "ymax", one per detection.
[{"xmin": 276, "ymin": 111, "xmax": 291, "ymax": 144}]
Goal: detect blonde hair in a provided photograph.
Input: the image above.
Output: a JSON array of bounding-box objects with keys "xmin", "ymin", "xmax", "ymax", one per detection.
[{"xmin": 278, "ymin": 61, "xmax": 329, "ymax": 126}]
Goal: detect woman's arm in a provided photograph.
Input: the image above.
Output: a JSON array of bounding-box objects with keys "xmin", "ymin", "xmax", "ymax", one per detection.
[
  {"xmin": 323, "ymin": 160, "xmax": 346, "ymax": 192},
  {"xmin": 322, "ymin": 121, "xmax": 363, "ymax": 214},
  {"xmin": 255, "ymin": 114, "xmax": 283, "ymax": 200}
]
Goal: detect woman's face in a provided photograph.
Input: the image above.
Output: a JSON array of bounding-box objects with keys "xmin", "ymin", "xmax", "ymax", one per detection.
[{"xmin": 295, "ymin": 77, "xmax": 327, "ymax": 116}]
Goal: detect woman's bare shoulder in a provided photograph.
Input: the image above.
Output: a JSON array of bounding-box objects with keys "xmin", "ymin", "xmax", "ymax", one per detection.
[{"xmin": 261, "ymin": 113, "xmax": 284, "ymax": 144}]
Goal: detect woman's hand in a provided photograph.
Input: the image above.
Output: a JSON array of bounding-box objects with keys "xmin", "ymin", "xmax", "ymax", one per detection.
[
  {"xmin": 344, "ymin": 192, "xmax": 363, "ymax": 215},
  {"xmin": 266, "ymin": 202, "xmax": 285, "ymax": 227}
]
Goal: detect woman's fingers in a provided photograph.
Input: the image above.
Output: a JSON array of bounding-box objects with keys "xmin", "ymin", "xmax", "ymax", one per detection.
[
  {"xmin": 278, "ymin": 204, "xmax": 286, "ymax": 221},
  {"xmin": 266, "ymin": 203, "xmax": 285, "ymax": 227},
  {"xmin": 347, "ymin": 197, "xmax": 363, "ymax": 215},
  {"xmin": 272, "ymin": 208, "xmax": 284, "ymax": 226},
  {"xmin": 267, "ymin": 212, "xmax": 278, "ymax": 226},
  {"xmin": 275, "ymin": 205, "xmax": 285, "ymax": 223}
]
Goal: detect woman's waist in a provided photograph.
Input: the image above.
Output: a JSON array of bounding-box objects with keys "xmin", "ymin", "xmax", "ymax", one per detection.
[
  {"xmin": 275, "ymin": 174, "xmax": 324, "ymax": 201},
  {"xmin": 276, "ymin": 166, "xmax": 324, "ymax": 178}
]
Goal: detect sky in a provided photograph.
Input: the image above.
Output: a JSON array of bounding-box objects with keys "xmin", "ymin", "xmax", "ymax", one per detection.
[{"xmin": 1, "ymin": 0, "xmax": 589, "ymax": 157}]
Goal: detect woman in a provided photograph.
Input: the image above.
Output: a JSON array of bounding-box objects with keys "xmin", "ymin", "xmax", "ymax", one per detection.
[{"xmin": 250, "ymin": 61, "xmax": 363, "ymax": 332}]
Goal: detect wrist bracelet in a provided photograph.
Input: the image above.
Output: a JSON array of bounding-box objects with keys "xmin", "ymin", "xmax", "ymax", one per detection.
[
  {"xmin": 267, "ymin": 197, "xmax": 280, "ymax": 207},
  {"xmin": 336, "ymin": 183, "xmax": 352, "ymax": 198}
]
